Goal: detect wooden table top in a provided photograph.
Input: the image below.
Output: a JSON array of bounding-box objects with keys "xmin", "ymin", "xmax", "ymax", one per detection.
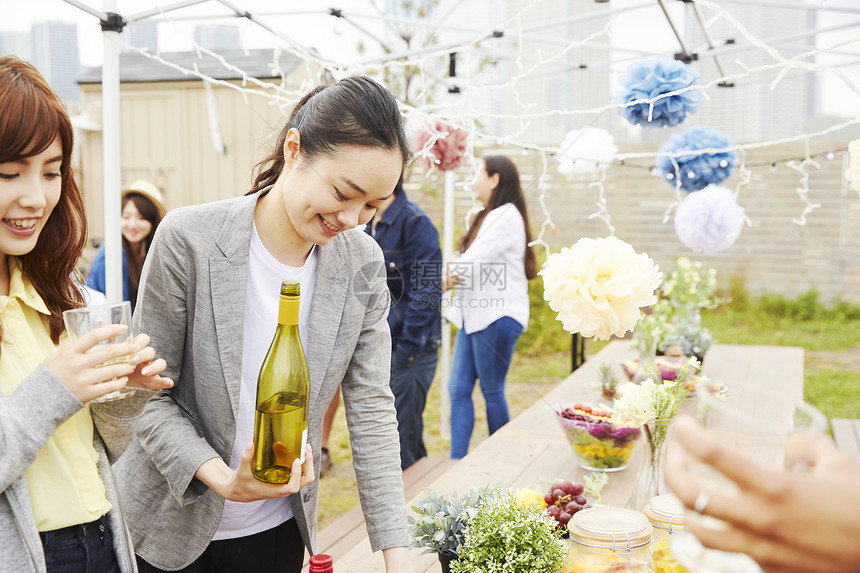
[{"xmin": 333, "ymin": 341, "xmax": 805, "ymax": 572}]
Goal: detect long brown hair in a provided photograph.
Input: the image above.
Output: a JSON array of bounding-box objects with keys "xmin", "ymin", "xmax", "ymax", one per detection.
[
  {"xmin": 248, "ymin": 76, "xmax": 411, "ymax": 195},
  {"xmin": 458, "ymin": 155, "xmax": 537, "ymax": 279},
  {"xmin": 121, "ymin": 192, "xmax": 161, "ymax": 307},
  {"xmin": 0, "ymin": 56, "xmax": 87, "ymax": 344}
]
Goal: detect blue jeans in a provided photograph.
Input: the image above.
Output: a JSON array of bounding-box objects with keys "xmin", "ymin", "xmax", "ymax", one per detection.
[
  {"xmin": 449, "ymin": 317, "xmax": 523, "ymax": 459},
  {"xmin": 390, "ymin": 346, "xmax": 439, "ymax": 469},
  {"xmin": 40, "ymin": 515, "xmax": 120, "ymax": 573}
]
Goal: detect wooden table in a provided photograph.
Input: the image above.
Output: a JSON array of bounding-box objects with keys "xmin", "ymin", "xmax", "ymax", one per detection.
[{"xmin": 333, "ymin": 341, "xmax": 805, "ymax": 572}]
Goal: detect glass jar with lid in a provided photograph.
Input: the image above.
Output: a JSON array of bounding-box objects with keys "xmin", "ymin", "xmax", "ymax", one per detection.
[
  {"xmin": 643, "ymin": 494, "xmax": 690, "ymax": 573},
  {"xmin": 564, "ymin": 506, "xmax": 655, "ymax": 573}
]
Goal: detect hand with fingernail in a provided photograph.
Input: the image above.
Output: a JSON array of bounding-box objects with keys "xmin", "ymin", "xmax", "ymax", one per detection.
[
  {"xmin": 124, "ymin": 332, "xmax": 174, "ymax": 392},
  {"xmin": 194, "ymin": 443, "xmax": 315, "ymax": 503},
  {"xmin": 44, "ymin": 326, "xmax": 172, "ymax": 403},
  {"xmin": 666, "ymin": 415, "xmax": 860, "ymax": 573}
]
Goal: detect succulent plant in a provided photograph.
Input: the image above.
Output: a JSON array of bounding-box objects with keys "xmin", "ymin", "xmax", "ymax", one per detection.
[
  {"xmin": 407, "ymin": 484, "xmax": 500, "ymax": 558},
  {"xmin": 598, "ymin": 362, "xmax": 619, "ymax": 400}
]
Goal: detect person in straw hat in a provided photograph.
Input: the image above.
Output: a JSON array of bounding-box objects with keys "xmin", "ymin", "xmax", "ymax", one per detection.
[{"xmin": 87, "ymin": 180, "xmax": 166, "ymax": 309}]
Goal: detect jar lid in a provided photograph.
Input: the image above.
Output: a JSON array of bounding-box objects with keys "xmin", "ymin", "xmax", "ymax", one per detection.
[
  {"xmin": 568, "ymin": 507, "xmax": 652, "ymax": 550},
  {"xmin": 644, "ymin": 494, "xmax": 686, "ymax": 533}
]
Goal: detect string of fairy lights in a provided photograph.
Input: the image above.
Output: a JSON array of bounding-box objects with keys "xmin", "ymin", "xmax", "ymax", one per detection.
[{"xmin": 105, "ymin": 0, "xmax": 858, "ymax": 254}]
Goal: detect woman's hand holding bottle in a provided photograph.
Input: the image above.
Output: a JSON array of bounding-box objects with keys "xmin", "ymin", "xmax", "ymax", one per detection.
[{"xmin": 195, "ymin": 442, "xmax": 315, "ymax": 503}]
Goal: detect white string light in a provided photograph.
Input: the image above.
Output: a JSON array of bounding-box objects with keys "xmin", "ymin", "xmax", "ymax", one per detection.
[
  {"xmin": 96, "ymin": 0, "xmax": 858, "ymax": 239},
  {"xmin": 785, "ymin": 139, "xmax": 823, "ymax": 226},
  {"xmin": 586, "ymin": 165, "xmax": 615, "ymax": 236}
]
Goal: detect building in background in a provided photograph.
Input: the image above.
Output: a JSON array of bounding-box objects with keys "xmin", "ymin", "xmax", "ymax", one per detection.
[
  {"xmin": 0, "ymin": 31, "xmax": 31, "ymax": 61},
  {"xmin": 30, "ymin": 21, "xmax": 81, "ymax": 102},
  {"xmin": 122, "ymin": 21, "xmax": 159, "ymax": 52},
  {"xmin": 76, "ymin": 48, "xmax": 318, "ymax": 240},
  {"xmin": 193, "ymin": 24, "xmax": 240, "ymax": 51}
]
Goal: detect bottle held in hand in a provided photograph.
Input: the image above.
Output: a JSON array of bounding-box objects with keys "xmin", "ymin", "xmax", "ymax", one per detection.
[{"xmin": 252, "ymin": 282, "xmax": 310, "ymax": 483}]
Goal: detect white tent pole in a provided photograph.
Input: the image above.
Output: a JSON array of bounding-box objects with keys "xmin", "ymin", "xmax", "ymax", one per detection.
[
  {"xmin": 439, "ymin": 169, "xmax": 455, "ymax": 441},
  {"xmin": 101, "ymin": 1, "xmax": 123, "ymax": 302}
]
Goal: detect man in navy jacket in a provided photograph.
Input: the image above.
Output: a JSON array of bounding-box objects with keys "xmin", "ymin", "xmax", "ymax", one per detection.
[{"xmin": 367, "ymin": 177, "xmax": 442, "ymax": 469}]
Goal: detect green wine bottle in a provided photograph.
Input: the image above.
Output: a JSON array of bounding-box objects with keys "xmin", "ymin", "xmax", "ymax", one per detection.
[{"xmin": 252, "ymin": 282, "xmax": 310, "ymax": 484}]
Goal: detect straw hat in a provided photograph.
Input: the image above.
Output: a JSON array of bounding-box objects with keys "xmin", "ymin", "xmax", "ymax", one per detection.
[{"xmin": 122, "ymin": 180, "xmax": 166, "ymax": 218}]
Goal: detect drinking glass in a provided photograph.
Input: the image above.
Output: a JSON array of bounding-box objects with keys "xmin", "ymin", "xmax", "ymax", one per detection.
[
  {"xmin": 62, "ymin": 301, "xmax": 136, "ymax": 403},
  {"xmin": 670, "ymin": 382, "xmax": 828, "ymax": 572}
]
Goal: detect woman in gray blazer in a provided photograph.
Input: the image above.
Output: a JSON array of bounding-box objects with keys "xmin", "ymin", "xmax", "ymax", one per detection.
[{"xmin": 115, "ymin": 77, "xmax": 412, "ymax": 572}]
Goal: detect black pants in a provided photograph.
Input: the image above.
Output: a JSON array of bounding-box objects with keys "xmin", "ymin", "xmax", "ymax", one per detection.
[
  {"xmin": 40, "ymin": 514, "xmax": 120, "ymax": 573},
  {"xmin": 136, "ymin": 518, "xmax": 306, "ymax": 573}
]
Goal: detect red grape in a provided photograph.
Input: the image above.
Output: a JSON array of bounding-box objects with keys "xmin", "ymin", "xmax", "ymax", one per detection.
[{"xmin": 574, "ymin": 494, "xmax": 587, "ymax": 506}]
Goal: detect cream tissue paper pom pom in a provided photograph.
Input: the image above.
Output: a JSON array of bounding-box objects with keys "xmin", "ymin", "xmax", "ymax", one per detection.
[
  {"xmin": 540, "ymin": 236, "xmax": 663, "ymax": 341},
  {"xmin": 846, "ymin": 140, "xmax": 860, "ymax": 195}
]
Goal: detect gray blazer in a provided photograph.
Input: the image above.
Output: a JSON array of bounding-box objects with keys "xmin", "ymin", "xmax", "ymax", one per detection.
[
  {"xmin": 114, "ymin": 192, "xmax": 407, "ymax": 569},
  {"xmin": 0, "ymin": 364, "xmax": 152, "ymax": 573}
]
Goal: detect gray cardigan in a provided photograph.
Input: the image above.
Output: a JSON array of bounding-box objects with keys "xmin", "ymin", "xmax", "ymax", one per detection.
[
  {"xmin": 0, "ymin": 363, "xmax": 153, "ymax": 573},
  {"xmin": 114, "ymin": 192, "xmax": 407, "ymax": 569}
]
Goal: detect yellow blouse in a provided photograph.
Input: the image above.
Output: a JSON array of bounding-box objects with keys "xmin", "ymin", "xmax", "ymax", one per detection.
[{"xmin": 0, "ymin": 258, "xmax": 110, "ymax": 531}]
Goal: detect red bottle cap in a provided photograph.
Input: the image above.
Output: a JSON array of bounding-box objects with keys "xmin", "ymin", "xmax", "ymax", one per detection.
[{"xmin": 309, "ymin": 554, "xmax": 334, "ymax": 573}]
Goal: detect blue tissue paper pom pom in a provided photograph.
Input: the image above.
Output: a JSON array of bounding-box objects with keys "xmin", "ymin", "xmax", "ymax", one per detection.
[
  {"xmin": 656, "ymin": 127, "xmax": 738, "ymax": 192},
  {"xmin": 615, "ymin": 57, "xmax": 702, "ymax": 128}
]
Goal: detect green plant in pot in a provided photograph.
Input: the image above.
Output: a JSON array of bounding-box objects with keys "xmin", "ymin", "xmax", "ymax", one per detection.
[
  {"xmin": 408, "ymin": 485, "xmax": 500, "ymax": 572},
  {"xmin": 451, "ymin": 490, "xmax": 567, "ymax": 573}
]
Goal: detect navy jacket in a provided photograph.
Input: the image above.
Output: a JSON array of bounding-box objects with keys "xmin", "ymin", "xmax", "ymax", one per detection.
[{"xmin": 367, "ymin": 191, "xmax": 442, "ymax": 361}]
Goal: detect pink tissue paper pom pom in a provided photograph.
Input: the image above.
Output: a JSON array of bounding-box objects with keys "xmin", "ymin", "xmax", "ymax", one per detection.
[{"xmin": 413, "ymin": 118, "xmax": 470, "ymax": 172}]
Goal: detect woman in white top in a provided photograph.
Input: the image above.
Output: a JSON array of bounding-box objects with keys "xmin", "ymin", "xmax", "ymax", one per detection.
[{"xmin": 445, "ymin": 155, "xmax": 536, "ymax": 459}]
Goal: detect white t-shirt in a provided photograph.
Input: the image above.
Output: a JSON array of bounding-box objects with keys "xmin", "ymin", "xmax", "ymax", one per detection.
[{"xmin": 213, "ymin": 223, "xmax": 318, "ymax": 540}]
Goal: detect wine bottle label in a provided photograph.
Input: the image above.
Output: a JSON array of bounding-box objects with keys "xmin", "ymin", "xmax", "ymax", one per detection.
[
  {"xmin": 300, "ymin": 427, "xmax": 308, "ymax": 463},
  {"xmin": 278, "ymin": 297, "xmax": 300, "ymax": 325}
]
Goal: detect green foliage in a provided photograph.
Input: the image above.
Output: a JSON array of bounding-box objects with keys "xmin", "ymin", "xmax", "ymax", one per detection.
[
  {"xmin": 805, "ymin": 370, "xmax": 860, "ymax": 419},
  {"xmin": 408, "ymin": 485, "xmax": 501, "ymax": 557},
  {"xmin": 451, "ymin": 491, "xmax": 567, "ymax": 573},
  {"xmin": 707, "ymin": 287, "xmax": 860, "ymax": 351},
  {"xmin": 518, "ymin": 252, "xmax": 573, "ymax": 356}
]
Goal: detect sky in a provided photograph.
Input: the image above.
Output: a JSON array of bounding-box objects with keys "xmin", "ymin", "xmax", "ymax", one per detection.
[{"xmin": 3, "ymin": 0, "xmax": 859, "ymax": 117}]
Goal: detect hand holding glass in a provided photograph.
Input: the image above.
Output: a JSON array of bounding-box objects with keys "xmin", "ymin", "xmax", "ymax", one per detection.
[
  {"xmin": 62, "ymin": 302, "xmax": 137, "ymax": 402},
  {"xmin": 667, "ymin": 383, "xmax": 827, "ymax": 572}
]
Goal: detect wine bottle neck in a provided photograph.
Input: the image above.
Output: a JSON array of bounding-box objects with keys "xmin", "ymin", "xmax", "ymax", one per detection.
[{"xmin": 277, "ymin": 296, "xmax": 300, "ymax": 326}]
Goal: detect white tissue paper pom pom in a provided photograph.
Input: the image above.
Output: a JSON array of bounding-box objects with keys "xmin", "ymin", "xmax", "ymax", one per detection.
[{"xmin": 674, "ymin": 185, "xmax": 745, "ymax": 255}]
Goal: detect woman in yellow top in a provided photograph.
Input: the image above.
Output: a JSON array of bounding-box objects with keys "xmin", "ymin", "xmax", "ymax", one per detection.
[{"xmin": 0, "ymin": 56, "xmax": 172, "ymax": 573}]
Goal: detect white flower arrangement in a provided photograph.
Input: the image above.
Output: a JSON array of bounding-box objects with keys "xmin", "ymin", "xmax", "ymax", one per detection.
[
  {"xmin": 540, "ymin": 236, "xmax": 663, "ymax": 340},
  {"xmin": 660, "ymin": 256, "xmax": 721, "ymax": 310},
  {"xmin": 612, "ymin": 357, "xmax": 699, "ymax": 428},
  {"xmin": 847, "ymin": 139, "xmax": 860, "ymax": 195}
]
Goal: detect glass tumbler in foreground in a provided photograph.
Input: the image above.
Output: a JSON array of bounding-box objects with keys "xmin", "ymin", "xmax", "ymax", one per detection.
[
  {"xmin": 670, "ymin": 382, "xmax": 828, "ymax": 573},
  {"xmin": 62, "ymin": 301, "xmax": 136, "ymax": 403}
]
